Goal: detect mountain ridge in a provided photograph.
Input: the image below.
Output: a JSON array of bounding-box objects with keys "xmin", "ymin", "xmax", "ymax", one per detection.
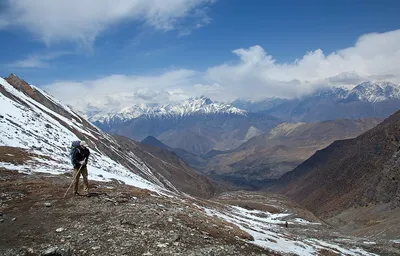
[
  {"xmin": 233, "ymin": 81, "xmax": 400, "ymax": 122},
  {"xmin": 141, "ymin": 135, "xmax": 208, "ymax": 170},
  {"xmin": 0, "ymin": 74, "xmax": 218, "ymax": 198},
  {"xmin": 271, "ymin": 109, "xmax": 400, "ymax": 239}
]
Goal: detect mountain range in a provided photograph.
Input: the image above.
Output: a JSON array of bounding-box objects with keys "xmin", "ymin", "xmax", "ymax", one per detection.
[
  {"xmin": 90, "ymin": 97, "xmax": 280, "ymax": 155},
  {"xmin": 87, "ymin": 81, "xmax": 400, "ymax": 158},
  {"xmin": 2, "ymin": 74, "xmax": 394, "ymax": 255},
  {"xmin": 89, "ymin": 96, "xmax": 246, "ymax": 124},
  {"xmin": 233, "ymin": 81, "xmax": 400, "ymax": 122}
]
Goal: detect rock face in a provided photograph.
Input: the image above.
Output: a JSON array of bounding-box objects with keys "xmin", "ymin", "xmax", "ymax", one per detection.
[
  {"xmin": 203, "ymin": 118, "xmax": 382, "ymax": 189},
  {"xmin": 273, "ymin": 110, "xmax": 400, "ymax": 237},
  {"xmin": 0, "ymin": 74, "xmax": 218, "ymax": 198}
]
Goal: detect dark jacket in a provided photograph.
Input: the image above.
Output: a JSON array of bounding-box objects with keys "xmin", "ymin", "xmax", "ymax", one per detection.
[{"xmin": 71, "ymin": 146, "xmax": 90, "ymax": 169}]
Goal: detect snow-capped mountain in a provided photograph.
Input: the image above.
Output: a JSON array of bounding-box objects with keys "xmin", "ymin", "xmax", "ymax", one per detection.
[
  {"xmin": 233, "ymin": 81, "xmax": 400, "ymax": 122},
  {"xmin": 87, "ymin": 96, "xmax": 263, "ymax": 155},
  {"xmin": 88, "ymin": 96, "xmax": 246, "ymax": 124},
  {"xmin": 0, "ymin": 74, "xmax": 217, "ymax": 198},
  {"xmin": 311, "ymin": 87, "xmax": 349, "ymax": 101},
  {"xmin": 346, "ymin": 81, "xmax": 400, "ymax": 102}
]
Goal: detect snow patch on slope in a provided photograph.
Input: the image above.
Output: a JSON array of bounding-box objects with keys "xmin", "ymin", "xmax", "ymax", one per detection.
[
  {"xmin": 267, "ymin": 122, "xmax": 306, "ymax": 139},
  {"xmin": 0, "ymin": 77, "xmax": 161, "ymax": 192},
  {"xmin": 244, "ymin": 126, "xmax": 263, "ymax": 141},
  {"xmin": 200, "ymin": 204, "xmax": 377, "ymax": 256}
]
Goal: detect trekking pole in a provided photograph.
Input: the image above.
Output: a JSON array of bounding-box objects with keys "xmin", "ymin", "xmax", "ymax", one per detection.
[{"xmin": 63, "ymin": 158, "xmax": 86, "ymax": 198}]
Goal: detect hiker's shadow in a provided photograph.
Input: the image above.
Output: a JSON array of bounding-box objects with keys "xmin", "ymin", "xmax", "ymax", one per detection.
[
  {"xmin": 77, "ymin": 192, "xmax": 104, "ymax": 197},
  {"xmin": 88, "ymin": 192, "xmax": 108, "ymax": 197}
]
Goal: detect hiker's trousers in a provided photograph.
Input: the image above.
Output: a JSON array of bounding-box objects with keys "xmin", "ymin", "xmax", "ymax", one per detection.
[{"xmin": 73, "ymin": 166, "xmax": 89, "ymax": 193}]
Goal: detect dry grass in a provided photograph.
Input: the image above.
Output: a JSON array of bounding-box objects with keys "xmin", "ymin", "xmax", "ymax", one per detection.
[
  {"xmin": 0, "ymin": 146, "xmax": 53, "ymax": 165},
  {"xmin": 0, "ymin": 146, "xmax": 33, "ymax": 164},
  {"xmin": 366, "ymin": 219, "xmax": 385, "ymax": 226}
]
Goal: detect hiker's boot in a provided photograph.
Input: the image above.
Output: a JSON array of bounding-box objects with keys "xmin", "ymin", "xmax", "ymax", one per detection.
[{"xmin": 82, "ymin": 188, "xmax": 90, "ymax": 197}]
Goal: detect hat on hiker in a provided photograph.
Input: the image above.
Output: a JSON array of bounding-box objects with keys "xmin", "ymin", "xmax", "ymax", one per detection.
[{"xmin": 80, "ymin": 141, "xmax": 88, "ymax": 147}]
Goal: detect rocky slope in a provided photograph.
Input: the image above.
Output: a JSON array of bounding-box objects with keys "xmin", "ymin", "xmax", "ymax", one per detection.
[
  {"xmin": 1, "ymin": 168, "xmax": 395, "ymax": 256},
  {"xmin": 203, "ymin": 118, "xmax": 381, "ymax": 189},
  {"xmin": 119, "ymin": 135, "xmax": 218, "ymax": 196},
  {"xmin": 273, "ymin": 110, "xmax": 400, "ymax": 239},
  {"xmin": 0, "ymin": 74, "xmax": 217, "ymax": 198}
]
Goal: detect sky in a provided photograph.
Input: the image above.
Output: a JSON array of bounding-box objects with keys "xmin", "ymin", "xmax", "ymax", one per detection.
[{"xmin": 1, "ymin": 0, "xmax": 400, "ymax": 111}]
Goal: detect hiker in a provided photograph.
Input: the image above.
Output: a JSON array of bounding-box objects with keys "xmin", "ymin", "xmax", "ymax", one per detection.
[{"xmin": 71, "ymin": 140, "xmax": 90, "ymax": 195}]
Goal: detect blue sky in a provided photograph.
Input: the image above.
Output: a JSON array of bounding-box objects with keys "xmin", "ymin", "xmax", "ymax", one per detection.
[{"xmin": 0, "ymin": 0, "xmax": 400, "ymax": 110}]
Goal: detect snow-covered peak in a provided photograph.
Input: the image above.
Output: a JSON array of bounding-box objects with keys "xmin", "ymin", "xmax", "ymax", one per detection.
[
  {"xmin": 311, "ymin": 87, "xmax": 349, "ymax": 100},
  {"xmin": 148, "ymin": 96, "xmax": 246, "ymax": 117},
  {"xmin": 310, "ymin": 81, "xmax": 400, "ymax": 103},
  {"xmin": 89, "ymin": 96, "xmax": 247, "ymax": 123},
  {"xmin": 89, "ymin": 104, "xmax": 150, "ymax": 123},
  {"xmin": 348, "ymin": 81, "xmax": 400, "ymax": 102}
]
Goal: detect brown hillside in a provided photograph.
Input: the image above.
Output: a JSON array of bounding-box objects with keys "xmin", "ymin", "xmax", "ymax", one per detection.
[{"xmin": 274, "ymin": 110, "xmax": 400, "ymax": 218}]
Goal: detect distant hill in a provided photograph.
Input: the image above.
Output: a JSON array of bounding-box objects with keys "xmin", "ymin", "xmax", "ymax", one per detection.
[
  {"xmin": 141, "ymin": 136, "xmax": 208, "ymax": 170},
  {"xmin": 273, "ymin": 110, "xmax": 400, "ymax": 239},
  {"xmin": 203, "ymin": 118, "xmax": 382, "ymax": 189}
]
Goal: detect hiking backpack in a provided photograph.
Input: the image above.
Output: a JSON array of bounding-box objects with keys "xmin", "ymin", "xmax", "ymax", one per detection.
[{"xmin": 69, "ymin": 140, "xmax": 81, "ymax": 164}]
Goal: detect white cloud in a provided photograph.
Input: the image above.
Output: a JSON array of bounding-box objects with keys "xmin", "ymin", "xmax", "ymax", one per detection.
[
  {"xmin": 9, "ymin": 51, "xmax": 72, "ymax": 68},
  {"xmin": 42, "ymin": 29, "xmax": 400, "ymax": 110},
  {"xmin": 42, "ymin": 69, "xmax": 197, "ymax": 110},
  {"xmin": 204, "ymin": 29, "xmax": 400, "ymax": 100},
  {"xmin": 1, "ymin": 0, "xmax": 215, "ymax": 45},
  {"xmin": 10, "ymin": 57, "xmax": 48, "ymax": 68}
]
